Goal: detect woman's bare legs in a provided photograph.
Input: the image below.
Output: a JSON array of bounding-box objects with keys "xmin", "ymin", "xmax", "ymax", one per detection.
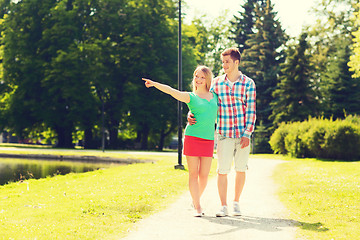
[
  {"xmin": 198, "ymin": 157, "xmax": 212, "ymax": 197},
  {"xmin": 186, "ymin": 156, "xmax": 212, "ymax": 213}
]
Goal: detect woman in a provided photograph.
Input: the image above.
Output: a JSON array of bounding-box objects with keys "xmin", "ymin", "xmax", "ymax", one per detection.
[{"xmin": 142, "ymin": 66, "xmax": 218, "ymax": 217}]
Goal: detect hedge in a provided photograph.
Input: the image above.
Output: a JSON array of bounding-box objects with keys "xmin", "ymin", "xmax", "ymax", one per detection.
[{"xmin": 269, "ymin": 116, "xmax": 360, "ymax": 161}]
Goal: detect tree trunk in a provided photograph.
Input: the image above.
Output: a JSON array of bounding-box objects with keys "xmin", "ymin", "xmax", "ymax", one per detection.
[
  {"xmin": 109, "ymin": 127, "xmax": 119, "ymax": 149},
  {"xmin": 55, "ymin": 126, "xmax": 74, "ymax": 148},
  {"xmin": 84, "ymin": 128, "xmax": 95, "ymax": 149},
  {"xmin": 140, "ymin": 124, "xmax": 149, "ymax": 150},
  {"xmin": 158, "ymin": 123, "xmax": 176, "ymax": 151},
  {"xmin": 158, "ymin": 128, "xmax": 165, "ymax": 151}
]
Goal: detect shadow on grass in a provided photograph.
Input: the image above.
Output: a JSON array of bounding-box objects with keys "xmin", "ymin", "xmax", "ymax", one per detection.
[
  {"xmin": 315, "ymin": 157, "xmax": 360, "ymax": 162},
  {"xmin": 0, "ymin": 143, "xmax": 53, "ymax": 149},
  {"xmin": 201, "ymin": 215, "xmax": 328, "ymax": 236},
  {"xmin": 298, "ymin": 221, "xmax": 329, "ymax": 232}
]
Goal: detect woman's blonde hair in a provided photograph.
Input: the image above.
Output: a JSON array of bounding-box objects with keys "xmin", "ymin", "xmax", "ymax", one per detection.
[{"xmin": 192, "ymin": 65, "xmax": 213, "ymax": 92}]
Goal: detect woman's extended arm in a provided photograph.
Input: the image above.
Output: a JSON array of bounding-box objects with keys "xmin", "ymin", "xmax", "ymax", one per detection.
[{"xmin": 142, "ymin": 78, "xmax": 190, "ymax": 103}]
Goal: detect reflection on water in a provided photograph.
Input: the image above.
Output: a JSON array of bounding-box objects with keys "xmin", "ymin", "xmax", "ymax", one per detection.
[{"xmin": 0, "ymin": 158, "xmax": 111, "ymax": 185}]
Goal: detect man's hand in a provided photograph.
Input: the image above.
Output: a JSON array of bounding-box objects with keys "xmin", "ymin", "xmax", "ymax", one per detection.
[
  {"xmin": 240, "ymin": 137, "xmax": 250, "ymax": 149},
  {"xmin": 187, "ymin": 112, "xmax": 196, "ymax": 125}
]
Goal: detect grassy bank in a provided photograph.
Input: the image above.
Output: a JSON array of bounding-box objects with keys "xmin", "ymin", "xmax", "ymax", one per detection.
[
  {"xmin": 0, "ymin": 143, "xmax": 161, "ymax": 161},
  {"xmin": 0, "ymin": 156, "xmax": 190, "ymax": 239},
  {"xmin": 273, "ymin": 157, "xmax": 360, "ymax": 240}
]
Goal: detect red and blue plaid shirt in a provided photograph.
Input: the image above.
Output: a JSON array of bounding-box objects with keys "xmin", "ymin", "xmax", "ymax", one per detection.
[{"xmin": 210, "ymin": 73, "xmax": 256, "ymax": 139}]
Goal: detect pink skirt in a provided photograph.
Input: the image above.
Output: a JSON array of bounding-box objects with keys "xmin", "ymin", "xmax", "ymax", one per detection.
[{"xmin": 183, "ymin": 135, "xmax": 215, "ymax": 157}]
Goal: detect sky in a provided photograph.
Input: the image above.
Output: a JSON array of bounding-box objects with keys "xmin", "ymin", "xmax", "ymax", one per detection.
[{"xmin": 183, "ymin": 0, "xmax": 317, "ymax": 37}]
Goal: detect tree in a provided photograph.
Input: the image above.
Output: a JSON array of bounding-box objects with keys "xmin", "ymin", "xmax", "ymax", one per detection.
[
  {"xmin": 307, "ymin": 0, "xmax": 359, "ymax": 118},
  {"xmin": 81, "ymin": 0, "xmax": 130, "ymax": 149},
  {"xmin": 187, "ymin": 12, "xmax": 235, "ymax": 77},
  {"xmin": 241, "ymin": 0, "xmax": 287, "ymax": 152},
  {"xmin": 322, "ymin": 36, "xmax": 360, "ymax": 118},
  {"xmin": 2, "ymin": 0, "xmax": 56, "ymax": 139},
  {"xmin": 2, "ymin": 0, "xmax": 107, "ymax": 148},
  {"xmin": 204, "ymin": 12, "xmax": 235, "ymax": 76},
  {"xmin": 41, "ymin": 0, "xmax": 100, "ymax": 148},
  {"xmin": 349, "ymin": 3, "xmax": 360, "ymax": 78},
  {"xmin": 230, "ymin": 0, "xmax": 266, "ymax": 54},
  {"xmin": 270, "ymin": 33, "xmax": 318, "ymax": 127},
  {"xmin": 121, "ymin": 0, "xmax": 196, "ymax": 150},
  {"xmin": 1, "ymin": 0, "xmax": 198, "ymax": 150}
]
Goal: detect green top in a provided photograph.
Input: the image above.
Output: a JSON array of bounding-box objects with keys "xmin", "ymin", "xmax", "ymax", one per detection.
[{"xmin": 184, "ymin": 92, "xmax": 218, "ymax": 140}]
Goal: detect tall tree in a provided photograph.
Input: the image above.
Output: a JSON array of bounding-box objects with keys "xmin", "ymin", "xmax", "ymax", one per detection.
[
  {"xmin": 230, "ymin": 0, "xmax": 261, "ymax": 54},
  {"xmin": 41, "ymin": 0, "xmax": 100, "ymax": 148},
  {"xmin": 322, "ymin": 36, "xmax": 360, "ymax": 118},
  {"xmin": 123, "ymin": 0, "xmax": 194, "ymax": 150},
  {"xmin": 270, "ymin": 33, "xmax": 317, "ymax": 127},
  {"xmin": 81, "ymin": 0, "xmax": 129, "ymax": 149},
  {"xmin": 241, "ymin": 0, "xmax": 287, "ymax": 152},
  {"xmin": 2, "ymin": 0, "xmax": 56, "ymax": 139},
  {"xmin": 308, "ymin": 0, "xmax": 359, "ymax": 118},
  {"xmin": 3, "ymin": 0, "xmax": 103, "ymax": 148},
  {"xmin": 349, "ymin": 3, "xmax": 360, "ymax": 78}
]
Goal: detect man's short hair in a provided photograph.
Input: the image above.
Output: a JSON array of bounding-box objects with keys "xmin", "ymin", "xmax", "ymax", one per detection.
[{"xmin": 221, "ymin": 48, "xmax": 241, "ymax": 63}]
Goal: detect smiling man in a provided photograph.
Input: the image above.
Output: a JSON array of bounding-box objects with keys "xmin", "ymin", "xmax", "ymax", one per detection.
[{"xmin": 213, "ymin": 47, "xmax": 256, "ymax": 217}]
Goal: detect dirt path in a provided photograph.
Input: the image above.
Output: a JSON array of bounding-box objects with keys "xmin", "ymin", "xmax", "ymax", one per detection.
[{"xmin": 121, "ymin": 158, "xmax": 298, "ymax": 240}]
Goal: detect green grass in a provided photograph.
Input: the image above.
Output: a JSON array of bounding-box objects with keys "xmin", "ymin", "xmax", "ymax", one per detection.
[
  {"xmin": 0, "ymin": 157, "xmax": 190, "ymax": 239},
  {"xmin": 6, "ymin": 145, "xmax": 358, "ymax": 239},
  {"xmin": 273, "ymin": 157, "xmax": 360, "ymax": 240},
  {"xmin": 0, "ymin": 146, "xmax": 218, "ymax": 239},
  {"xmin": 0, "ymin": 143, "xmax": 166, "ymax": 161}
]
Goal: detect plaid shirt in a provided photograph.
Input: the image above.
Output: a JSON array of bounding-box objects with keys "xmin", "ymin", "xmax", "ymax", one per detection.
[{"xmin": 210, "ymin": 73, "xmax": 256, "ymax": 139}]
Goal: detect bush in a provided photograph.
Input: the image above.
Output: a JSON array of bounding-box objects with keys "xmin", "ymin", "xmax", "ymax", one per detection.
[
  {"xmin": 269, "ymin": 116, "xmax": 360, "ymax": 161},
  {"xmin": 269, "ymin": 123, "xmax": 289, "ymax": 155}
]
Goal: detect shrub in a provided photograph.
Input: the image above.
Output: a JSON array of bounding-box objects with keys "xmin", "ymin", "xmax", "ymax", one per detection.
[
  {"xmin": 269, "ymin": 123, "xmax": 289, "ymax": 154},
  {"xmin": 270, "ymin": 117, "xmax": 360, "ymax": 161},
  {"xmin": 322, "ymin": 121, "xmax": 360, "ymax": 160}
]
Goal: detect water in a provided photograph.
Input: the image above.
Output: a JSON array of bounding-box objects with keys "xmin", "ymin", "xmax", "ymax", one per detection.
[{"xmin": 0, "ymin": 158, "xmax": 111, "ymax": 185}]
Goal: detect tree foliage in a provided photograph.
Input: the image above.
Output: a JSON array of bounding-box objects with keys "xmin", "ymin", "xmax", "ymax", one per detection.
[
  {"xmin": 240, "ymin": 0, "xmax": 287, "ymax": 152},
  {"xmin": 0, "ymin": 0, "xmax": 197, "ymax": 149},
  {"xmin": 270, "ymin": 33, "xmax": 317, "ymax": 127},
  {"xmin": 307, "ymin": 0, "xmax": 360, "ymax": 119},
  {"xmin": 349, "ymin": 3, "xmax": 360, "ymax": 78}
]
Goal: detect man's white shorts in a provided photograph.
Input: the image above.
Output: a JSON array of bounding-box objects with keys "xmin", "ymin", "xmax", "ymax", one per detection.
[{"xmin": 216, "ymin": 134, "xmax": 250, "ymax": 174}]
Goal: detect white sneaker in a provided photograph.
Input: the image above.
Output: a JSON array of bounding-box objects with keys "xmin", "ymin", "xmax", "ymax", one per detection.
[
  {"xmin": 216, "ymin": 205, "xmax": 228, "ymax": 217},
  {"xmin": 233, "ymin": 201, "xmax": 241, "ymax": 216},
  {"xmin": 194, "ymin": 210, "xmax": 205, "ymax": 217}
]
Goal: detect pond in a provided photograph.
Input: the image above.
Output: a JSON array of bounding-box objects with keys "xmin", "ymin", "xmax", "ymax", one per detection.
[{"xmin": 0, "ymin": 158, "xmax": 114, "ymax": 186}]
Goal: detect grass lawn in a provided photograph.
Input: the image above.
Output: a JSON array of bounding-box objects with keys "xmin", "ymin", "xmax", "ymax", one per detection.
[
  {"xmin": 2, "ymin": 144, "xmax": 358, "ymax": 239},
  {"xmin": 0, "ymin": 143, "xmax": 160, "ymax": 160},
  {"xmin": 0, "ymin": 146, "xmax": 217, "ymax": 239},
  {"xmin": 0, "ymin": 155, "xmax": 186, "ymax": 239},
  {"xmin": 272, "ymin": 156, "xmax": 360, "ymax": 240}
]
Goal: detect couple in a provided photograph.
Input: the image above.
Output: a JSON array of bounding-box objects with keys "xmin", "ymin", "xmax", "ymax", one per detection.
[{"xmin": 142, "ymin": 47, "xmax": 256, "ymax": 217}]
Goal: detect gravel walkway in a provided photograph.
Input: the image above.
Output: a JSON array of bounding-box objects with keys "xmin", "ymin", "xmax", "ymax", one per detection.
[{"xmin": 122, "ymin": 158, "xmax": 298, "ymax": 240}]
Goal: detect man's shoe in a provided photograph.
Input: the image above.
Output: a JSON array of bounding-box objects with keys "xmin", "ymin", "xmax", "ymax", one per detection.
[
  {"xmin": 233, "ymin": 201, "xmax": 242, "ymax": 216},
  {"xmin": 216, "ymin": 205, "xmax": 228, "ymax": 217}
]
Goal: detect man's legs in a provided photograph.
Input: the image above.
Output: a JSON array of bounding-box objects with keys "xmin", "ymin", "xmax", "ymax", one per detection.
[
  {"xmin": 217, "ymin": 173, "xmax": 228, "ymax": 206},
  {"xmin": 233, "ymin": 141, "xmax": 250, "ymax": 215},
  {"xmin": 216, "ymin": 135, "xmax": 235, "ymax": 216},
  {"xmin": 234, "ymin": 171, "xmax": 245, "ymax": 202}
]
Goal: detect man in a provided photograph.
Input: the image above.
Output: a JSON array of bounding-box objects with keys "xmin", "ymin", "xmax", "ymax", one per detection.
[{"xmin": 188, "ymin": 47, "xmax": 256, "ymax": 217}]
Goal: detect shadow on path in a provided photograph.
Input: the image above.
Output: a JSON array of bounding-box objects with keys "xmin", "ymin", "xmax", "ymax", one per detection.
[{"xmin": 201, "ymin": 215, "xmax": 328, "ymax": 236}]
